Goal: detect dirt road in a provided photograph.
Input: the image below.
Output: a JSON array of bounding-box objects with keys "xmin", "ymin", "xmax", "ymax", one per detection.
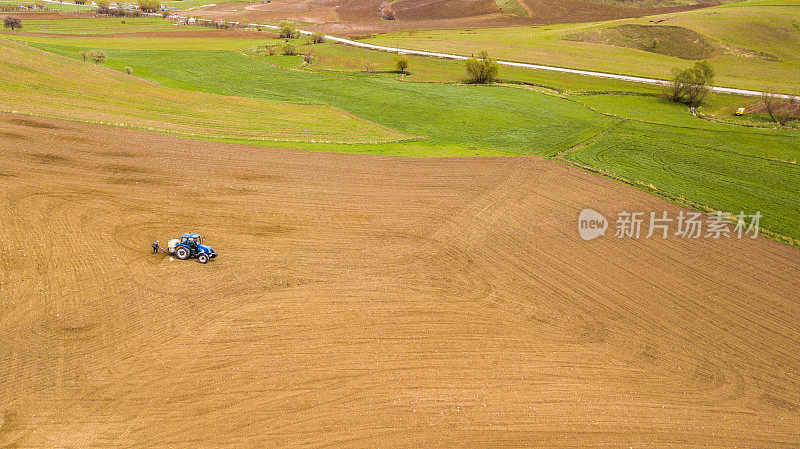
[{"xmin": 1, "ymin": 113, "xmax": 798, "ymax": 447}]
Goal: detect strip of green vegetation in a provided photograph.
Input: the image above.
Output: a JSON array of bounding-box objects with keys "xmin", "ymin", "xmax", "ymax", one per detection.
[
  {"xmin": 494, "ymin": 0, "xmax": 528, "ymax": 17},
  {"xmin": 569, "ymin": 125, "xmax": 800, "ymax": 238},
  {"xmin": 302, "ymin": 41, "xmax": 662, "ymax": 94},
  {"xmin": 10, "ymin": 33, "xmax": 269, "ymax": 50},
  {"xmin": 7, "ymin": 17, "xmax": 175, "ymax": 34}
]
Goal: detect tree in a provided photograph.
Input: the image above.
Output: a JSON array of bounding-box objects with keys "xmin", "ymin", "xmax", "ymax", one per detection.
[
  {"xmin": 361, "ymin": 58, "xmax": 376, "ymax": 73},
  {"xmin": 88, "ymin": 49, "xmax": 107, "ymax": 64},
  {"xmin": 310, "ymin": 32, "xmax": 325, "ymax": 44},
  {"xmin": 302, "ymin": 47, "xmax": 314, "ymax": 64},
  {"xmin": 762, "ymin": 92, "xmax": 797, "ymax": 127},
  {"xmin": 465, "ymin": 51, "xmax": 499, "ymax": 84},
  {"xmin": 394, "ymin": 55, "xmax": 409, "ymax": 74},
  {"xmin": 137, "ymin": 0, "xmax": 159, "ymax": 12},
  {"xmin": 278, "ymin": 20, "xmax": 296, "ymax": 39},
  {"xmin": 3, "ymin": 17, "xmax": 22, "ymax": 31},
  {"xmin": 97, "ymin": 0, "xmax": 109, "ymax": 10},
  {"xmin": 124, "ymin": 66, "xmax": 133, "ymax": 75},
  {"xmin": 282, "ymin": 42, "xmax": 296, "ymax": 56},
  {"xmin": 665, "ymin": 60, "xmax": 715, "ymax": 107},
  {"xmin": 79, "ymin": 50, "xmax": 87, "ymax": 61}
]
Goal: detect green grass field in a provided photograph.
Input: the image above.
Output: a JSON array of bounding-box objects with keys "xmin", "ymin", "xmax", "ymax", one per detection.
[
  {"xmin": 5, "ymin": 17, "xmax": 179, "ymax": 34},
  {"xmin": 2, "ymin": 15, "xmax": 799, "ymax": 240},
  {"xmin": 0, "ymin": 38, "xmax": 412, "ymax": 144},
  {"xmin": 494, "ymin": 0, "xmax": 528, "ymax": 17},
  {"xmin": 363, "ymin": 0, "xmax": 800, "ymax": 94}
]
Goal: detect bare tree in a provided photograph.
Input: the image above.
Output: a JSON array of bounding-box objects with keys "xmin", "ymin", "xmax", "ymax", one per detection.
[
  {"xmin": 762, "ymin": 92, "xmax": 797, "ymax": 127},
  {"xmin": 302, "ymin": 47, "xmax": 314, "ymax": 64},
  {"xmin": 361, "ymin": 58, "xmax": 376, "ymax": 73},
  {"xmin": 762, "ymin": 92, "xmax": 780, "ymax": 124}
]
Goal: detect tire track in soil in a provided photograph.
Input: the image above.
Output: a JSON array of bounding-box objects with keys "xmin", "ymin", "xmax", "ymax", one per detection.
[{"xmin": 1, "ymin": 113, "xmax": 799, "ymax": 448}]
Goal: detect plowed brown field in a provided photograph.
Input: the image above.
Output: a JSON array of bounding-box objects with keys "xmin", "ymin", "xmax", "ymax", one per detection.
[
  {"xmin": 1, "ymin": 113, "xmax": 799, "ymax": 448},
  {"xmin": 193, "ymin": 0, "xmax": 718, "ymax": 34}
]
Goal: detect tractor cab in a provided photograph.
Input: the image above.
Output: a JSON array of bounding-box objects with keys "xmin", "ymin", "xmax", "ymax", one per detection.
[
  {"xmin": 180, "ymin": 233, "xmax": 201, "ymax": 248},
  {"xmin": 170, "ymin": 232, "xmax": 218, "ymax": 263}
]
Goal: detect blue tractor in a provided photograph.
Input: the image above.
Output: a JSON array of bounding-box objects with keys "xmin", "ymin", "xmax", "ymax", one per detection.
[{"xmin": 168, "ymin": 233, "xmax": 218, "ymax": 264}]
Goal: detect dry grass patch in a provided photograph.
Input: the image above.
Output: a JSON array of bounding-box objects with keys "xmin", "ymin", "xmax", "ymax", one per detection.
[{"xmin": 565, "ymin": 24, "xmax": 717, "ymax": 60}]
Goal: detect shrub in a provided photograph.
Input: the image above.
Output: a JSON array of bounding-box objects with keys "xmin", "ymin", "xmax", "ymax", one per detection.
[
  {"xmin": 378, "ymin": 2, "xmax": 396, "ymax": 20},
  {"xmin": 394, "ymin": 54, "xmax": 409, "ymax": 74},
  {"xmin": 361, "ymin": 58, "xmax": 376, "ymax": 73},
  {"xmin": 278, "ymin": 20, "xmax": 296, "ymax": 39},
  {"xmin": 137, "ymin": 0, "xmax": 160, "ymax": 13},
  {"xmin": 97, "ymin": 0, "xmax": 109, "ymax": 8},
  {"xmin": 124, "ymin": 66, "xmax": 133, "ymax": 74},
  {"xmin": 74, "ymin": 0, "xmax": 86, "ymax": 4},
  {"xmin": 664, "ymin": 60, "xmax": 715, "ymax": 107},
  {"xmin": 3, "ymin": 16, "xmax": 22, "ymax": 30},
  {"xmin": 282, "ymin": 42, "xmax": 296, "ymax": 55},
  {"xmin": 102, "ymin": 8, "xmax": 141, "ymax": 16},
  {"xmin": 303, "ymin": 47, "xmax": 314, "ymax": 64},
  {"xmin": 88, "ymin": 49, "xmax": 107, "ymax": 64},
  {"xmin": 465, "ymin": 51, "xmax": 498, "ymax": 84},
  {"xmin": 311, "ymin": 32, "xmax": 325, "ymax": 44}
]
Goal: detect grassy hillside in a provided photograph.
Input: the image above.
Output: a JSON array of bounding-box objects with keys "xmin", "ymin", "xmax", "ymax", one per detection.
[
  {"xmin": 0, "ymin": 39, "xmax": 410, "ymax": 144},
  {"xmin": 364, "ymin": 0, "xmax": 800, "ymax": 93},
  {"xmin": 31, "ymin": 43, "xmax": 615, "ymax": 154}
]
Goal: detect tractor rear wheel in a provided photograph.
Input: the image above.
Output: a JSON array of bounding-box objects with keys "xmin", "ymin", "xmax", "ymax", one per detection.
[
  {"xmin": 175, "ymin": 246, "xmax": 190, "ymax": 260},
  {"xmin": 197, "ymin": 253, "xmax": 209, "ymax": 264}
]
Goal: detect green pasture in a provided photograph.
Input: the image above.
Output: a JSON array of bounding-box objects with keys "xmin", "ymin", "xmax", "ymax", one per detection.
[{"xmin": 2, "ymin": 13, "xmax": 799, "ymax": 240}]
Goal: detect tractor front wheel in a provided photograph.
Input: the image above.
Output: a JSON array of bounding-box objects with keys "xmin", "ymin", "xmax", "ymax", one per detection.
[
  {"xmin": 197, "ymin": 253, "xmax": 209, "ymax": 264},
  {"xmin": 175, "ymin": 246, "xmax": 190, "ymax": 260}
]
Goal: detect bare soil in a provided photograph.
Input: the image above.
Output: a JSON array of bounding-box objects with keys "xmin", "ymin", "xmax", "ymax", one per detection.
[
  {"xmin": 1, "ymin": 113, "xmax": 798, "ymax": 448},
  {"xmin": 192, "ymin": 0, "xmax": 719, "ymax": 35}
]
